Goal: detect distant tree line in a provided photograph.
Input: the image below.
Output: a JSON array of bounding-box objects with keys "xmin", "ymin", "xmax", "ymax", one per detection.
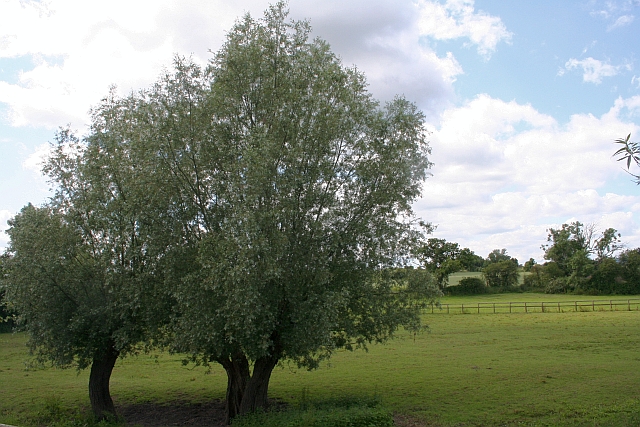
[
  {"xmin": 415, "ymin": 221, "xmax": 640, "ymax": 296},
  {"xmin": 414, "ymin": 239, "xmax": 519, "ymax": 294},
  {"xmin": 525, "ymin": 222, "xmax": 639, "ymax": 295}
]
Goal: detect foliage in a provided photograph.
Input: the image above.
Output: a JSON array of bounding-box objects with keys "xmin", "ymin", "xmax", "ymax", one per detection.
[
  {"xmin": 2, "ymin": 98, "xmax": 178, "ymax": 418},
  {"xmin": 613, "ymin": 133, "xmax": 640, "ymax": 184},
  {"xmin": 522, "ymin": 271, "xmax": 544, "ymax": 292},
  {"xmin": 20, "ymin": 3, "xmax": 433, "ymax": 422},
  {"xmin": 414, "ymin": 239, "xmax": 484, "ymax": 286},
  {"xmin": 414, "ymin": 238, "xmax": 460, "ymax": 272},
  {"xmin": 0, "ymin": 254, "xmax": 15, "ymax": 333},
  {"xmin": 537, "ymin": 222, "xmax": 629, "ymax": 294},
  {"xmin": 482, "ymin": 260, "xmax": 519, "ymax": 289},
  {"xmin": 457, "ymin": 247, "xmax": 485, "ymax": 272},
  {"xmin": 542, "ymin": 222, "xmax": 622, "ymax": 273},
  {"xmin": 522, "ymin": 258, "xmax": 536, "ymax": 272},
  {"xmin": 446, "ymin": 277, "xmax": 486, "ymax": 296},
  {"xmin": 618, "ymin": 248, "xmax": 640, "ymax": 294},
  {"xmin": 485, "ymin": 248, "xmax": 517, "ymax": 266}
]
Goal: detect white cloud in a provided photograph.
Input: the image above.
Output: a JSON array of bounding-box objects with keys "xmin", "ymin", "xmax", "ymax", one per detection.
[
  {"xmin": 608, "ymin": 14, "xmax": 635, "ymax": 30},
  {"xmin": 22, "ymin": 142, "xmax": 50, "ymax": 172},
  {"xmin": 416, "ymin": 95, "xmax": 640, "ymax": 262},
  {"xmin": 0, "ymin": 0, "xmax": 474, "ymax": 128},
  {"xmin": 560, "ymin": 57, "xmax": 631, "ymax": 84},
  {"xmin": 416, "ymin": 0, "xmax": 512, "ymax": 57}
]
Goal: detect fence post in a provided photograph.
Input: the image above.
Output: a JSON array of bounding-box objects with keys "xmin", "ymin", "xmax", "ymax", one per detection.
[
  {"xmin": 541, "ymin": 302, "xmax": 544, "ymax": 313},
  {"xmin": 557, "ymin": 302, "xmax": 560, "ymax": 313},
  {"xmin": 629, "ymin": 300, "xmax": 631, "ymax": 311},
  {"xmin": 610, "ymin": 300, "xmax": 612, "ymax": 311},
  {"xmin": 447, "ymin": 304, "xmax": 450, "ymax": 314},
  {"xmin": 432, "ymin": 304, "xmax": 434, "ymax": 314},
  {"xmin": 575, "ymin": 301, "xmax": 578, "ymax": 312},
  {"xmin": 478, "ymin": 303, "xmax": 480, "ymax": 314},
  {"xmin": 592, "ymin": 300, "xmax": 595, "ymax": 311},
  {"xmin": 509, "ymin": 302, "xmax": 512, "ymax": 313},
  {"xmin": 462, "ymin": 303, "xmax": 464, "ymax": 314},
  {"xmin": 493, "ymin": 303, "xmax": 496, "ymax": 314},
  {"xmin": 525, "ymin": 302, "xmax": 527, "ymax": 313}
]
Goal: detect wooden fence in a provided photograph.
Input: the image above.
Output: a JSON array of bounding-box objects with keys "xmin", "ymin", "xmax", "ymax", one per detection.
[{"xmin": 425, "ymin": 299, "xmax": 640, "ymax": 314}]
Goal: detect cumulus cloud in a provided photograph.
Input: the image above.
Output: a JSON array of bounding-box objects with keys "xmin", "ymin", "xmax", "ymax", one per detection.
[
  {"xmin": 416, "ymin": 0, "xmax": 512, "ymax": 57},
  {"xmin": 289, "ymin": 0, "xmax": 466, "ymax": 119},
  {"xmin": 415, "ymin": 95, "xmax": 640, "ymax": 262},
  {"xmin": 560, "ymin": 57, "xmax": 631, "ymax": 84},
  {"xmin": 0, "ymin": 0, "xmax": 505, "ymax": 128}
]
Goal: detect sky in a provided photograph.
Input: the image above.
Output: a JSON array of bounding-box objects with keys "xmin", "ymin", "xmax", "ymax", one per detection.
[{"xmin": 1, "ymin": 0, "xmax": 640, "ymax": 263}]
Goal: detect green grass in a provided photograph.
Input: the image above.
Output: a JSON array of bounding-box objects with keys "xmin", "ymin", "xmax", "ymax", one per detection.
[
  {"xmin": 447, "ymin": 270, "xmax": 529, "ymax": 286},
  {"xmin": 2, "ymin": 293, "xmax": 640, "ymax": 426}
]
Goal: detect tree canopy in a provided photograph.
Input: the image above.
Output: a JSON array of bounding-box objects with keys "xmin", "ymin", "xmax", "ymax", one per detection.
[{"xmin": 3, "ymin": 3, "xmax": 436, "ymax": 424}]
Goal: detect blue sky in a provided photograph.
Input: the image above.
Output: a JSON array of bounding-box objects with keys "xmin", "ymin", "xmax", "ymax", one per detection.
[{"xmin": 1, "ymin": 0, "xmax": 640, "ymax": 263}]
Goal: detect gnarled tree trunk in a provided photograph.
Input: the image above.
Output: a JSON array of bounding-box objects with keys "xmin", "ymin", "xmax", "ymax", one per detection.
[
  {"xmin": 218, "ymin": 353, "xmax": 251, "ymax": 424},
  {"xmin": 238, "ymin": 355, "xmax": 278, "ymax": 415},
  {"xmin": 88, "ymin": 344, "xmax": 119, "ymax": 421},
  {"xmin": 218, "ymin": 353, "xmax": 279, "ymax": 425}
]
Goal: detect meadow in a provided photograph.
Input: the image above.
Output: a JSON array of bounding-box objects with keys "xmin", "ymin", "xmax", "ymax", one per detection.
[{"xmin": 2, "ymin": 293, "xmax": 640, "ymax": 426}]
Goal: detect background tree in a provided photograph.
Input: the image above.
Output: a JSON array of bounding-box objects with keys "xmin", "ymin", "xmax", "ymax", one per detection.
[
  {"xmin": 415, "ymin": 238, "xmax": 461, "ymax": 272},
  {"xmin": 103, "ymin": 4, "xmax": 437, "ymax": 422},
  {"xmin": 483, "ymin": 260, "xmax": 519, "ymax": 289},
  {"xmin": 0, "ymin": 253, "xmax": 14, "ymax": 333},
  {"xmin": 523, "ymin": 258, "xmax": 536, "ymax": 272},
  {"xmin": 540, "ymin": 222, "xmax": 625, "ymax": 293},
  {"xmin": 618, "ymin": 249, "xmax": 640, "ymax": 294},
  {"xmin": 458, "ymin": 247, "xmax": 485, "ymax": 272},
  {"xmin": 486, "ymin": 248, "xmax": 518, "ymax": 266},
  {"xmin": 542, "ymin": 222, "xmax": 591, "ymax": 276}
]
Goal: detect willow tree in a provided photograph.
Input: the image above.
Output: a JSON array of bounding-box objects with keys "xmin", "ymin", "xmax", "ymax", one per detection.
[
  {"xmin": 3, "ymin": 101, "xmax": 178, "ymax": 420},
  {"xmin": 146, "ymin": 4, "xmax": 436, "ymax": 422},
  {"xmin": 6, "ymin": 2, "xmax": 436, "ymax": 424}
]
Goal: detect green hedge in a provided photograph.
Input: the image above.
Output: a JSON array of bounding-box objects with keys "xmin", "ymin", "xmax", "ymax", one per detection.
[{"xmin": 447, "ymin": 277, "xmax": 487, "ymax": 295}]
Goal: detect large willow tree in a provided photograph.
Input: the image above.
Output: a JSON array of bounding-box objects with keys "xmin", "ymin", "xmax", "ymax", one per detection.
[
  {"xmin": 4, "ymin": 2, "xmax": 436, "ymax": 424},
  {"xmin": 159, "ymin": 5, "xmax": 435, "ymax": 421}
]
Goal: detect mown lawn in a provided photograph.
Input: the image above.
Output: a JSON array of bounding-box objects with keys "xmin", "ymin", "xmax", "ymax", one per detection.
[{"xmin": 2, "ymin": 293, "xmax": 640, "ymax": 426}]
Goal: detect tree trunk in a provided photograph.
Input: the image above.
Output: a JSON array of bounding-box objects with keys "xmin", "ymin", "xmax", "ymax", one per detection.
[
  {"xmin": 238, "ymin": 355, "xmax": 278, "ymax": 416},
  {"xmin": 88, "ymin": 344, "xmax": 119, "ymax": 421},
  {"xmin": 218, "ymin": 353, "xmax": 250, "ymax": 425}
]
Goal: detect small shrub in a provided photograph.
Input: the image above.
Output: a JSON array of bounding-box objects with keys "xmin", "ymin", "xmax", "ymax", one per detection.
[
  {"xmin": 522, "ymin": 273, "xmax": 544, "ymax": 292},
  {"xmin": 447, "ymin": 277, "xmax": 486, "ymax": 295}
]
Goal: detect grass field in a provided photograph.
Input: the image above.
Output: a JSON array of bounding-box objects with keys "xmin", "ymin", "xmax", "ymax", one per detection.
[
  {"xmin": 446, "ymin": 271, "xmax": 528, "ymax": 286},
  {"xmin": 2, "ymin": 293, "xmax": 640, "ymax": 426}
]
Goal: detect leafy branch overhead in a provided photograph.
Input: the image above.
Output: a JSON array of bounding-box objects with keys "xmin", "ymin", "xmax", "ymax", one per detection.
[{"xmin": 613, "ymin": 133, "xmax": 640, "ymax": 184}]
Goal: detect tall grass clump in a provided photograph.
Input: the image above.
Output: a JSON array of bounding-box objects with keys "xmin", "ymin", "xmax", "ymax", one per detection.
[{"xmin": 231, "ymin": 394, "xmax": 393, "ymax": 427}]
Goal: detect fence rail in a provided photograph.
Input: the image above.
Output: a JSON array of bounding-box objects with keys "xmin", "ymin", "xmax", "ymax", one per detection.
[{"xmin": 425, "ymin": 299, "xmax": 640, "ymax": 314}]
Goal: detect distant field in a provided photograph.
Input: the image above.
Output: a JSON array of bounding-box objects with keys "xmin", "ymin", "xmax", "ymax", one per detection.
[
  {"xmin": 446, "ymin": 270, "xmax": 528, "ymax": 286},
  {"xmin": 2, "ymin": 293, "xmax": 640, "ymax": 426}
]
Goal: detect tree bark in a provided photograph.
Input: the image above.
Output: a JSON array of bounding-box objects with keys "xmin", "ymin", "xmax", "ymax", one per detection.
[
  {"xmin": 88, "ymin": 344, "xmax": 120, "ymax": 421},
  {"xmin": 218, "ymin": 353, "xmax": 250, "ymax": 425},
  {"xmin": 238, "ymin": 355, "xmax": 278, "ymax": 416}
]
